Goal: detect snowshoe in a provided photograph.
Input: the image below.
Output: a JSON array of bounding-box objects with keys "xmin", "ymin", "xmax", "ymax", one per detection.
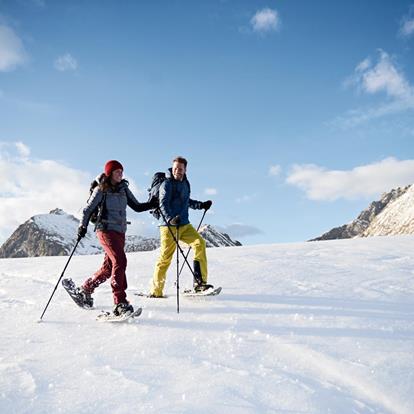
[{"xmin": 62, "ymin": 278, "xmax": 94, "ymax": 309}]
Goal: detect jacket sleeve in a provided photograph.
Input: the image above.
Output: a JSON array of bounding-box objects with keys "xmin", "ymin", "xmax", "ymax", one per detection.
[
  {"xmin": 159, "ymin": 180, "xmax": 173, "ymax": 222},
  {"xmin": 80, "ymin": 188, "xmax": 103, "ymax": 228},
  {"xmin": 125, "ymin": 187, "xmax": 153, "ymax": 212}
]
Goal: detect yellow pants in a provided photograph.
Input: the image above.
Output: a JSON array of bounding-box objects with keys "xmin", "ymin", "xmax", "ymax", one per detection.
[{"xmin": 151, "ymin": 224, "xmax": 207, "ymax": 296}]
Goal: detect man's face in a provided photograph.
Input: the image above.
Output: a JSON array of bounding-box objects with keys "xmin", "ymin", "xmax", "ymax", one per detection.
[{"xmin": 172, "ymin": 161, "xmax": 186, "ymax": 181}]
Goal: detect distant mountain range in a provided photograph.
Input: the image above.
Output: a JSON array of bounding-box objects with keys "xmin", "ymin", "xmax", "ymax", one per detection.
[
  {"xmin": 311, "ymin": 184, "xmax": 414, "ymax": 241},
  {"xmin": 0, "ymin": 209, "xmax": 241, "ymax": 258}
]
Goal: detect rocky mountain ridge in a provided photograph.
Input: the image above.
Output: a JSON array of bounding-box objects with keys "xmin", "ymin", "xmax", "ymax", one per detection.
[
  {"xmin": 311, "ymin": 184, "xmax": 413, "ymax": 241},
  {"xmin": 0, "ymin": 209, "xmax": 241, "ymax": 258}
]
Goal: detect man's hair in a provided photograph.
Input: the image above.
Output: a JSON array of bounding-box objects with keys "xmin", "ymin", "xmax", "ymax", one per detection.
[{"xmin": 173, "ymin": 156, "xmax": 187, "ymax": 167}]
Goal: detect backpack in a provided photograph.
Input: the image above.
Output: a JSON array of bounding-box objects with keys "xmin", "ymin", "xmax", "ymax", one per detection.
[
  {"xmin": 88, "ymin": 174, "xmax": 107, "ymax": 225},
  {"xmin": 147, "ymin": 172, "xmax": 166, "ymax": 220}
]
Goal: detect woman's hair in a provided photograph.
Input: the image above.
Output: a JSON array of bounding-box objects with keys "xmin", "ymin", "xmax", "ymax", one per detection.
[{"xmin": 98, "ymin": 173, "xmax": 129, "ymax": 192}]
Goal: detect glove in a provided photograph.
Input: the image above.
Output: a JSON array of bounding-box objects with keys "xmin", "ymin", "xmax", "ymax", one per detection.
[
  {"xmin": 168, "ymin": 215, "xmax": 181, "ymax": 226},
  {"xmin": 149, "ymin": 195, "xmax": 159, "ymax": 209},
  {"xmin": 201, "ymin": 200, "xmax": 212, "ymax": 210},
  {"xmin": 77, "ymin": 225, "xmax": 87, "ymax": 240}
]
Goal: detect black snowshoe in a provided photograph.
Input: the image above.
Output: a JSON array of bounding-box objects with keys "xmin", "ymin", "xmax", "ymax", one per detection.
[{"xmin": 62, "ymin": 278, "xmax": 94, "ymax": 309}]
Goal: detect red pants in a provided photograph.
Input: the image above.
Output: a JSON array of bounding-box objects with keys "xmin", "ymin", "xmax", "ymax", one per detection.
[{"xmin": 82, "ymin": 231, "xmax": 128, "ymax": 304}]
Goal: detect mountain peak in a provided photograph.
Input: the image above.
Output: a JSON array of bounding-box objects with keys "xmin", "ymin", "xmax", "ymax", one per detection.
[
  {"xmin": 311, "ymin": 184, "xmax": 414, "ymax": 241},
  {"xmin": 49, "ymin": 208, "xmax": 66, "ymax": 215}
]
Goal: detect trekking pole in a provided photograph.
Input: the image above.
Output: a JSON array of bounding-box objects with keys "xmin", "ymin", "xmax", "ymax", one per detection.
[
  {"xmin": 38, "ymin": 238, "xmax": 81, "ymax": 321},
  {"xmin": 156, "ymin": 208, "xmax": 197, "ymax": 279},
  {"xmin": 176, "ymin": 226, "xmax": 180, "ymax": 314},
  {"xmin": 178, "ymin": 209, "xmax": 207, "ymax": 277}
]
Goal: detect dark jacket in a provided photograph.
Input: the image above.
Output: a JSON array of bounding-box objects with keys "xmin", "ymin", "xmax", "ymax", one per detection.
[
  {"xmin": 159, "ymin": 168, "xmax": 202, "ymax": 226},
  {"xmin": 81, "ymin": 180, "xmax": 152, "ymax": 233}
]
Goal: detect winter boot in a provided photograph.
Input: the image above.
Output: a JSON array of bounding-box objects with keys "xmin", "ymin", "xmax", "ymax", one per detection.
[
  {"xmin": 193, "ymin": 260, "xmax": 203, "ymax": 286},
  {"xmin": 194, "ymin": 283, "xmax": 214, "ymax": 292},
  {"xmin": 113, "ymin": 302, "xmax": 134, "ymax": 316},
  {"xmin": 77, "ymin": 287, "xmax": 94, "ymax": 308},
  {"xmin": 193, "ymin": 260, "xmax": 213, "ymax": 292}
]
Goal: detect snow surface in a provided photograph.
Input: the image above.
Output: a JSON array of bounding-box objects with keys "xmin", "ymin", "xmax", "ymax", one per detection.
[{"xmin": 1, "ymin": 235, "xmax": 413, "ymax": 414}]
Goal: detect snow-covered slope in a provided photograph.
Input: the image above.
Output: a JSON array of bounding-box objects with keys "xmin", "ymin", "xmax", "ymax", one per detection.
[{"xmin": 1, "ymin": 236, "xmax": 413, "ymax": 413}]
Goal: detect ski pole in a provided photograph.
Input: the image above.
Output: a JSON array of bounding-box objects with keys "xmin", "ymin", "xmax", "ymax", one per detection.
[
  {"xmin": 177, "ymin": 209, "xmax": 207, "ymax": 277},
  {"xmin": 176, "ymin": 226, "xmax": 180, "ymax": 314},
  {"xmin": 38, "ymin": 238, "xmax": 81, "ymax": 321}
]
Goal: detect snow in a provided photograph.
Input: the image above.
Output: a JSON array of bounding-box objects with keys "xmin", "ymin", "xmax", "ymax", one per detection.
[
  {"xmin": 363, "ymin": 185, "xmax": 414, "ymax": 236},
  {"xmin": 1, "ymin": 235, "xmax": 413, "ymax": 413}
]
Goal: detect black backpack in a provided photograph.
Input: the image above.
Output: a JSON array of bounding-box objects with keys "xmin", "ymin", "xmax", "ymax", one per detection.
[
  {"xmin": 147, "ymin": 172, "xmax": 166, "ymax": 220},
  {"xmin": 88, "ymin": 174, "xmax": 107, "ymax": 225}
]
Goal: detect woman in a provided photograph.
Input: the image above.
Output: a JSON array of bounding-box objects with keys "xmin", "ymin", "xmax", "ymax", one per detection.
[{"xmin": 76, "ymin": 159, "xmax": 156, "ymax": 316}]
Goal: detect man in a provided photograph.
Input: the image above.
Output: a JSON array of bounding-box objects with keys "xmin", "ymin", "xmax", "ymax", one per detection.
[{"xmin": 150, "ymin": 156, "xmax": 213, "ymax": 298}]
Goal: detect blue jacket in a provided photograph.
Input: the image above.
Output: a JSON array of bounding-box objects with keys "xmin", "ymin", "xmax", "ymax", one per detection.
[{"xmin": 159, "ymin": 169, "xmax": 202, "ymax": 226}]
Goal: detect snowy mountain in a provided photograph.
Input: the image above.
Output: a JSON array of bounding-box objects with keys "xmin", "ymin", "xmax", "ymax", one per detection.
[
  {"xmin": 0, "ymin": 209, "xmax": 241, "ymax": 258},
  {"xmin": 199, "ymin": 224, "xmax": 242, "ymax": 247},
  {"xmin": 0, "ymin": 208, "xmax": 102, "ymax": 258},
  {"xmin": 311, "ymin": 185, "xmax": 412, "ymax": 241},
  {"xmin": 1, "ymin": 236, "xmax": 413, "ymax": 413}
]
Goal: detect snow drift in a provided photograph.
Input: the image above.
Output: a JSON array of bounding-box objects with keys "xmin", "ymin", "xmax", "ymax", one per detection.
[{"xmin": 0, "ymin": 236, "xmax": 413, "ymax": 413}]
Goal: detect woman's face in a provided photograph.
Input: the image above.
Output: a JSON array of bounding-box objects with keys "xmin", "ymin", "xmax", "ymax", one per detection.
[{"xmin": 111, "ymin": 168, "xmax": 123, "ymax": 184}]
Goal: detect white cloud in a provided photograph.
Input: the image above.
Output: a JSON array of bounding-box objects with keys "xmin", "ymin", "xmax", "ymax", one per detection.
[
  {"xmin": 269, "ymin": 165, "xmax": 281, "ymax": 176},
  {"xmin": 399, "ymin": 6, "xmax": 414, "ymax": 38},
  {"xmin": 54, "ymin": 53, "xmax": 78, "ymax": 72},
  {"xmin": 0, "ymin": 142, "xmax": 90, "ymax": 242},
  {"xmin": 400, "ymin": 18, "xmax": 414, "ymax": 37},
  {"xmin": 355, "ymin": 50, "xmax": 411, "ymax": 99},
  {"xmin": 0, "ymin": 24, "xmax": 27, "ymax": 72},
  {"xmin": 286, "ymin": 158, "xmax": 414, "ymax": 201},
  {"xmin": 15, "ymin": 142, "xmax": 30, "ymax": 158},
  {"xmin": 336, "ymin": 50, "xmax": 414, "ymax": 127},
  {"xmin": 250, "ymin": 8, "xmax": 280, "ymax": 34},
  {"xmin": 205, "ymin": 188, "xmax": 217, "ymax": 195}
]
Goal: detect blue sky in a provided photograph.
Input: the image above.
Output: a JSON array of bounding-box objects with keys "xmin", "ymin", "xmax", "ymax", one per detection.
[{"xmin": 0, "ymin": 0, "xmax": 414, "ymax": 245}]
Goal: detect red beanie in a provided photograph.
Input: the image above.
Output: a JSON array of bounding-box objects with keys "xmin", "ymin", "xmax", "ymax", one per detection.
[{"xmin": 104, "ymin": 160, "xmax": 123, "ymax": 177}]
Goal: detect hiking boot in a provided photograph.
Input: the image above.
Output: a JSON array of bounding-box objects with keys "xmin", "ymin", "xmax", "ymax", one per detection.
[
  {"xmin": 193, "ymin": 260, "xmax": 204, "ymax": 286},
  {"xmin": 194, "ymin": 283, "xmax": 214, "ymax": 292},
  {"xmin": 113, "ymin": 302, "xmax": 134, "ymax": 316},
  {"xmin": 75, "ymin": 287, "xmax": 94, "ymax": 308}
]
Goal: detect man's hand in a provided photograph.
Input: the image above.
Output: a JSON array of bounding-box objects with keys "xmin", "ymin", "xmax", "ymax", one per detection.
[
  {"xmin": 201, "ymin": 200, "xmax": 212, "ymax": 210},
  {"xmin": 169, "ymin": 215, "xmax": 181, "ymax": 226},
  {"xmin": 77, "ymin": 225, "xmax": 87, "ymax": 241}
]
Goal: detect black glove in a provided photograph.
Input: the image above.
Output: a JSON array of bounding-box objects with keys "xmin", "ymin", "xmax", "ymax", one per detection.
[
  {"xmin": 77, "ymin": 225, "xmax": 87, "ymax": 240},
  {"xmin": 201, "ymin": 200, "xmax": 212, "ymax": 210},
  {"xmin": 168, "ymin": 215, "xmax": 181, "ymax": 226},
  {"xmin": 149, "ymin": 195, "xmax": 159, "ymax": 209}
]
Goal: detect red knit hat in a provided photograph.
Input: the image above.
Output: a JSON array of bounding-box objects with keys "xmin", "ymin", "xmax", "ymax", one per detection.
[{"xmin": 104, "ymin": 160, "xmax": 123, "ymax": 177}]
